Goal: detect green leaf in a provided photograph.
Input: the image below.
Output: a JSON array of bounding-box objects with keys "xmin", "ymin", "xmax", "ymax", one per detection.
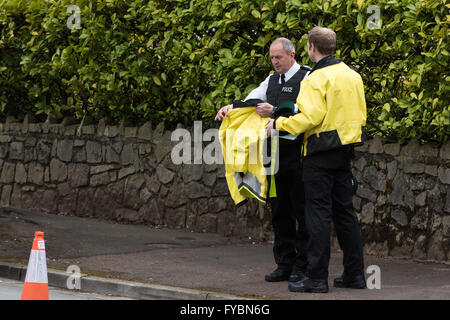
[
  {"xmin": 153, "ymin": 75, "xmax": 161, "ymax": 86},
  {"xmin": 251, "ymin": 10, "xmax": 260, "ymax": 19}
]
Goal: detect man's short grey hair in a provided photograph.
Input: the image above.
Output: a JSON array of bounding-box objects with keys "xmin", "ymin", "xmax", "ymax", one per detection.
[{"xmin": 271, "ymin": 37, "xmax": 295, "ymax": 54}]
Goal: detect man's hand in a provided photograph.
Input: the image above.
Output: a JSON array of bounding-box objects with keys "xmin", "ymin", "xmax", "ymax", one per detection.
[
  {"xmin": 214, "ymin": 104, "xmax": 233, "ymax": 121},
  {"xmin": 266, "ymin": 119, "xmax": 275, "ymax": 137},
  {"xmin": 255, "ymin": 102, "xmax": 274, "ymax": 118}
]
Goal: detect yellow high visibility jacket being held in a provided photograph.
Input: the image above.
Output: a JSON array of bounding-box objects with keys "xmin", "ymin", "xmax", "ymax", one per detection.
[
  {"xmin": 219, "ymin": 107, "xmax": 274, "ymax": 207},
  {"xmin": 274, "ymin": 57, "xmax": 367, "ymax": 156}
]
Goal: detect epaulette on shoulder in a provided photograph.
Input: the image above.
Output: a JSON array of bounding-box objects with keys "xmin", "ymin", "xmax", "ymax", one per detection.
[{"xmin": 300, "ymin": 65, "xmax": 312, "ymax": 71}]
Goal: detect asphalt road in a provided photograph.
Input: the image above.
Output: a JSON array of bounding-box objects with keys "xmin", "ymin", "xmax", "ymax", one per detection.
[
  {"xmin": 1, "ymin": 207, "xmax": 449, "ymax": 300},
  {"xmin": 0, "ymin": 277, "xmax": 131, "ymax": 300}
]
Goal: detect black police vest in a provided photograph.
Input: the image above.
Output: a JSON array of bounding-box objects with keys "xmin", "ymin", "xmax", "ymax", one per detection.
[
  {"xmin": 266, "ymin": 67, "xmax": 310, "ymax": 173},
  {"xmin": 266, "ymin": 67, "xmax": 309, "ymax": 108}
]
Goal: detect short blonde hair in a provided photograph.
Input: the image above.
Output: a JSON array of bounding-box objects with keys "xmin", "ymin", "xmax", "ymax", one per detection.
[{"xmin": 307, "ymin": 27, "xmax": 336, "ymax": 55}]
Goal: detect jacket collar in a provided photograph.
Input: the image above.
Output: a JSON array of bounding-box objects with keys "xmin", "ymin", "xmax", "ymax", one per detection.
[{"xmin": 310, "ymin": 55, "xmax": 341, "ymax": 73}]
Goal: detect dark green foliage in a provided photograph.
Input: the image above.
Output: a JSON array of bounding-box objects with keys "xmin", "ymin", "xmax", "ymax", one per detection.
[{"xmin": 0, "ymin": 0, "xmax": 448, "ymax": 142}]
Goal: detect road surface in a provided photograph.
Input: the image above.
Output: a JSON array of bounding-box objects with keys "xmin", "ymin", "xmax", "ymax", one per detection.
[{"xmin": 0, "ymin": 277, "xmax": 131, "ymax": 300}]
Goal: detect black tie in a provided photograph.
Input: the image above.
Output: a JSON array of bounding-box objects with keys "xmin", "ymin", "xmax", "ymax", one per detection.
[{"xmin": 280, "ymin": 74, "xmax": 285, "ymax": 85}]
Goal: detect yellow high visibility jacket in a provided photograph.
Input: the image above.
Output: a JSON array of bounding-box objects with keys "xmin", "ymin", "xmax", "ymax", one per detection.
[
  {"xmin": 275, "ymin": 60, "xmax": 367, "ymax": 156},
  {"xmin": 219, "ymin": 107, "xmax": 274, "ymax": 206}
]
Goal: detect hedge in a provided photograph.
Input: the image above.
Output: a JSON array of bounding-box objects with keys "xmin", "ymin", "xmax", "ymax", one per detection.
[{"xmin": 0, "ymin": 0, "xmax": 448, "ymax": 143}]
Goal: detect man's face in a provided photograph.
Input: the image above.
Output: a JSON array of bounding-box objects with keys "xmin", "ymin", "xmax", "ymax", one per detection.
[{"xmin": 270, "ymin": 43, "xmax": 295, "ymax": 74}]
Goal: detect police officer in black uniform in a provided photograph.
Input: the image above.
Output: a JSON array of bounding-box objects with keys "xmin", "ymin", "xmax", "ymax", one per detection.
[
  {"xmin": 267, "ymin": 28, "xmax": 366, "ymax": 294},
  {"xmin": 215, "ymin": 38, "xmax": 311, "ymax": 283}
]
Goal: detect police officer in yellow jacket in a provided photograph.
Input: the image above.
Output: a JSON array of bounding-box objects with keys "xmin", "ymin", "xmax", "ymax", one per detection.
[
  {"xmin": 216, "ymin": 38, "xmax": 311, "ymax": 284},
  {"xmin": 267, "ymin": 27, "xmax": 367, "ymax": 293}
]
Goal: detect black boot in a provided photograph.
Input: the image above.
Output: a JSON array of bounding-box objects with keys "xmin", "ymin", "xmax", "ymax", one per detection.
[
  {"xmin": 288, "ymin": 277, "xmax": 329, "ymax": 293},
  {"xmin": 288, "ymin": 266, "xmax": 307, "ymax": 283},
  {"xmin": 333, "ymin": 274, "xmax": 366, "ymax": 289},
  {"xmin": 265, "ymin": 267, "xmax": 292, "ymax": 282}
]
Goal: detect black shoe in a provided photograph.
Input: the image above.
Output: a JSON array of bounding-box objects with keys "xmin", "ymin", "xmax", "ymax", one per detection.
[
  {"xmin": 289, "ymin": 269, "xmax": 307, "ymax": 282},
  {"xmin": 333, "ymin": 274, "xmax": 366, "ymax": 289},
  {"xmin": 288, "ymin": 277, "xmax": 329, "ymax": 293},
  {"xmin": 265, "ymin": 267, "xmax": 291, "ymax": 282}
]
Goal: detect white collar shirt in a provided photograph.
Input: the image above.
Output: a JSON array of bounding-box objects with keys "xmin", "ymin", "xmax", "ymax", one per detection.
[{"xmin": 244, "ymin": 62, "xmax": 301, "ymax": 113}]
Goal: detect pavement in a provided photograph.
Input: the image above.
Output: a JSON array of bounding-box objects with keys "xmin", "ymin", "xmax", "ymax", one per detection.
[{"xmin": 0, "ymin": 206, "xmax": 449, "ymax": 300}]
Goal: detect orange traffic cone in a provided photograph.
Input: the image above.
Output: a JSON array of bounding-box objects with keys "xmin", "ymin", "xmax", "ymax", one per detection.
[{"xmin": 21, "ymin": 231, "xmax": 49, "ymax": 300}]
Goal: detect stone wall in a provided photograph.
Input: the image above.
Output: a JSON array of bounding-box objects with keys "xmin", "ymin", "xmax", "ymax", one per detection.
[
  {"xmin": 0, "ymin": 116, "xmax": 449, "ymax": 262},
  {"xmin": 353, "ymin": 136, "xmax": 449, "ymax": 262}
]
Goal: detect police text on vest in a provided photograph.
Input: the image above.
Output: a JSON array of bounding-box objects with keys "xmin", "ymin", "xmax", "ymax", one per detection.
[{"xmin": 281, "ymin": 86, "xmax": 293, "ymax": 93}]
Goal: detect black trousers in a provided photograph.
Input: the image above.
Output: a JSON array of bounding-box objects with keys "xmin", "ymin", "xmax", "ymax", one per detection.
[
  {"xmin": 302, "ymin": 148, "xmax": 365, "ymax": 281},
  {"xmin": 270, "ymin": 167, "xmax": 308, "ymax": 272}
]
